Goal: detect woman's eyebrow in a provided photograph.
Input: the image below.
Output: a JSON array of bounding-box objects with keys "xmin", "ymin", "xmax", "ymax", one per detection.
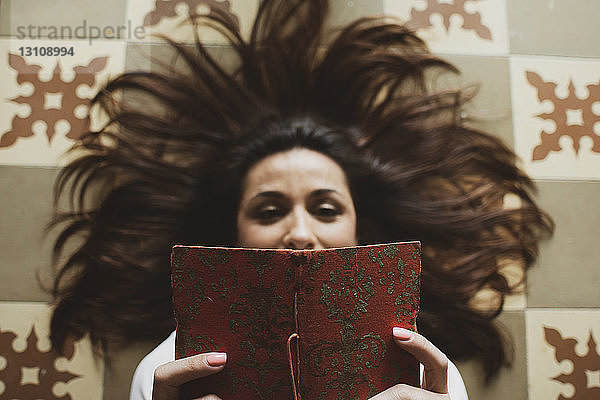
[
  {"xmin": 253, "ymin": 191, "xmax": 285, "ymax": 199},
  {"xmin": 310, "ymin": 189, "xmax": 340, "ymax": 197}
]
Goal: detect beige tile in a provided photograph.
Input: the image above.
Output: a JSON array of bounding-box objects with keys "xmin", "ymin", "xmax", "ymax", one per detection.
[
  {"xmin": 526, "ymin": 309, "xmax": 600, "ymax": 400},
  {"xmin": 0, "ymin": 301, "xmax": 104, "ymax": 399},
  {"xmin": 508, "ymin": 0, "xmax": 600, "ymax": 58},
  {"xmin": 0, "ymin": 0, "xmax": 10, "ymax": 36},
  {"xmin": 444, "ymin": 54, "xmax": 513, "ymax": 147},
  {"xmin": 125, "ymin": 0, "xmax": 259, "ymax": 44},
  {"xmin": 0, "ymin": 166, "xmax": 60, "ymax": 302},
  {"xmin": 457, "ymin": 311, "xmax": 528, "ymax": 400},
  {"xmin": 328, "ymin": 0, "xmax": 384, "ymax": 28},
  {"xmin": 125, "ymin": 39, "xmax": 242, "ymax": 75},
  {"xmin": 103, "ymin": 339, "xmax": 161, "ymax": 400},
  {"xmin": 384, "ymin": 0, "xmax": 509, "ymax": 55},
  {"xmin": 510, "ymin": 55, "xmax": 600, "ymax": 180},
  {"xmin": 0, "ymin": 38, "xmax": 125, "ymax": 166},
  {"xmin": 528, "ymin": 181, "xmax": 600, "ymax": 308},
  {"xmin": 123, "ymin": 42, "xmax": 244, "ymax": 122}
]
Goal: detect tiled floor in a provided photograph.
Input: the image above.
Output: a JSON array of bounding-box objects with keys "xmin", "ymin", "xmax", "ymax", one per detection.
[{"xmin": 1, "ymin": 1, "xmax": 598, "ymax": 399}]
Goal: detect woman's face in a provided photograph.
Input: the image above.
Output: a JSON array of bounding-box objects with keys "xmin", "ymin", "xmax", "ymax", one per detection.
[{"xmin": 237, "ymin": 148, "xmax": 357, "ymax": 249}]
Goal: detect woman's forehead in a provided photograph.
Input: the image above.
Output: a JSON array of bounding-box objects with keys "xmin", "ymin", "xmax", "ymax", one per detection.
[{"xmin": 241, "ymin": 149, "xmax": 350, "ymax": 195}]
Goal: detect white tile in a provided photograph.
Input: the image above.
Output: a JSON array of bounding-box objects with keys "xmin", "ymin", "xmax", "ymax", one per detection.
[
  {"xmin": 510, "ymin": 56, "xmax": 600, "ymax": 180},
  {"xmin": 384, "ymin": 0, "xmax": 509, "ymax": 55},
  {"xmin": 125, "ymin": 0, "xmax": 259, "ymax": 44},
  {"xmin": 526, "ymin": 309, "xmax": 600, "ymax": 400},
  {"xmin": 0, "ymin": 39, "xmax": 125, "ymax": 166},
  {"xmin": 0, "ymin": 302, "xmax": 104, "ymax": 400}
]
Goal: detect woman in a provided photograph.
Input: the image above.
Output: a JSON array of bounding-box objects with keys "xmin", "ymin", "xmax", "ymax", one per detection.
[
  {"xmin": 131, "ymin": 119, "xmax": 470, "ymax": 399},
  {"xmin": 49, "ymin": 0, "xmax": 553, "ymax": 399}
]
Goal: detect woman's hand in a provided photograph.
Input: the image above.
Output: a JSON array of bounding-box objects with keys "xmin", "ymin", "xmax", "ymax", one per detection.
[
  {"xmin": 152, "ymin": 352, "xmax": 227, "ymax": 400},
  {"xmin": 368, "ymin": 328, "xmax": 450, "ymax": 400},
  {"xmin": 150, "ymin": 329, "xmax": 450, "ymax": 400}
]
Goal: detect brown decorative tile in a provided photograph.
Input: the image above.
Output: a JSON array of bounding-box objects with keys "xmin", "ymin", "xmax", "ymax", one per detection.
[
  {"xmin": 406, "ymin": 0, "xmax": 492, "ymax": 40},
  {"xmin": 0, "ymin": 39, "xmax": 125, "ymax": 166},
  {"xmin": 126, "ymin": 0, "xmax": 259, "ymax": 44},
  {"xmin": 0, "ymin": 166, "xmax": 60, "ymax": 302},
  {"xmin": 507, "ymin": 0, "xmax": 600, "ymax": 58},
  {"xmin": 526, "ymin": 71, "xmax": 599, "ymax": 162},
  {"xmin": 510, "ymin": 56, "xmax": 600, "ymax": 180},
  {"xmin": 0, "ymin": 302, "xmax": 104, "ymax": 399},
  {"xmin": 526, "ymin": 309, "xmax": 600, "ymax": 400},
  {"xmin": 457, "ymin": 311, "xmax": 527, "ymax": 400},
  {"xmin": 528, "ymin": 181, "xmax": 600, "ymax": 308},
  {"xmin": 384, "ymin": 0, "xmax": 509, "ymax": 55}
]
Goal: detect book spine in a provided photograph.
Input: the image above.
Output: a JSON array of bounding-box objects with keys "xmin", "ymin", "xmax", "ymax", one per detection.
[{"xmin": 288, "ymin": 261, "xmax": 302, "ymax": 399}]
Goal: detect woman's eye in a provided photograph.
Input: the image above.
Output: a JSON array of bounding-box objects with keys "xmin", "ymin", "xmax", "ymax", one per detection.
[
  {"xmin": 255, "ymin": 206, "xmax": 283, "ymax": 221},
  {"xmin": 315, "ymin": 204, "xmax": 341, "ymax": 218}
]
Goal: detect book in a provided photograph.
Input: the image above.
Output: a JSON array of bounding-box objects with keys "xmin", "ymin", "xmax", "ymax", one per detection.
[{"xmin": 171, "ymin": 242, "xmax": 422, "ymax": 400}]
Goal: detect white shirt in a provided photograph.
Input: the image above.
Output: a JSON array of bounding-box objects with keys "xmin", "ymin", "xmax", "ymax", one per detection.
[{"xmin": 130, "ymin": 331, "xmax": 468, "ymax": 399}]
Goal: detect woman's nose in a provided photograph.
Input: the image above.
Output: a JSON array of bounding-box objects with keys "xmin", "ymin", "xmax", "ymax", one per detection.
[{"xmin": 283, "ymin": 209, "xmax": 318, "ymax": 250}]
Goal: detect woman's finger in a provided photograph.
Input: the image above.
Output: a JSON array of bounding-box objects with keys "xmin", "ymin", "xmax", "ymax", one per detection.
[
  {"xmin": 367, "ymin": 383, "xmax": 449, "ymax": 400},
  {"xmin": 152, "ymin": 352, "xmax": 227, "ymax": 400},
  {"xmin": 392, "ymin": 328, "xmax": 448, "ymax": 394}
]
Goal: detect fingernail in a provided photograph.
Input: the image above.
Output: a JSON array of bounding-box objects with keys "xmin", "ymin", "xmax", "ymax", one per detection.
[
  {"xmin": 206, "ymin": 353, "xmax": 227, "ymax": 366},
  {"xmin": 393, "ymin": 327, "xmax": 412, "ymax": 341}
]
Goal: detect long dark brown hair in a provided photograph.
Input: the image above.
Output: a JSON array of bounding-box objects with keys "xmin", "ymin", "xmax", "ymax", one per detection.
[{"xmin": 49, "ymin": 0, "xmax": 553, "ymax": 381}]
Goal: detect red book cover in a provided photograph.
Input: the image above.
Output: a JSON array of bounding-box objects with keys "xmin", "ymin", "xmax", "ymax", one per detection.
[{"xmin": 172, "ymin": 242, "xmax": 421, "ymax": 399}]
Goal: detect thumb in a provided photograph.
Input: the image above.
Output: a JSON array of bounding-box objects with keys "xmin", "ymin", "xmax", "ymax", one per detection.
[{"xmin": 152, "ymin": 352, "xmax": 227, "ymax": 400}]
